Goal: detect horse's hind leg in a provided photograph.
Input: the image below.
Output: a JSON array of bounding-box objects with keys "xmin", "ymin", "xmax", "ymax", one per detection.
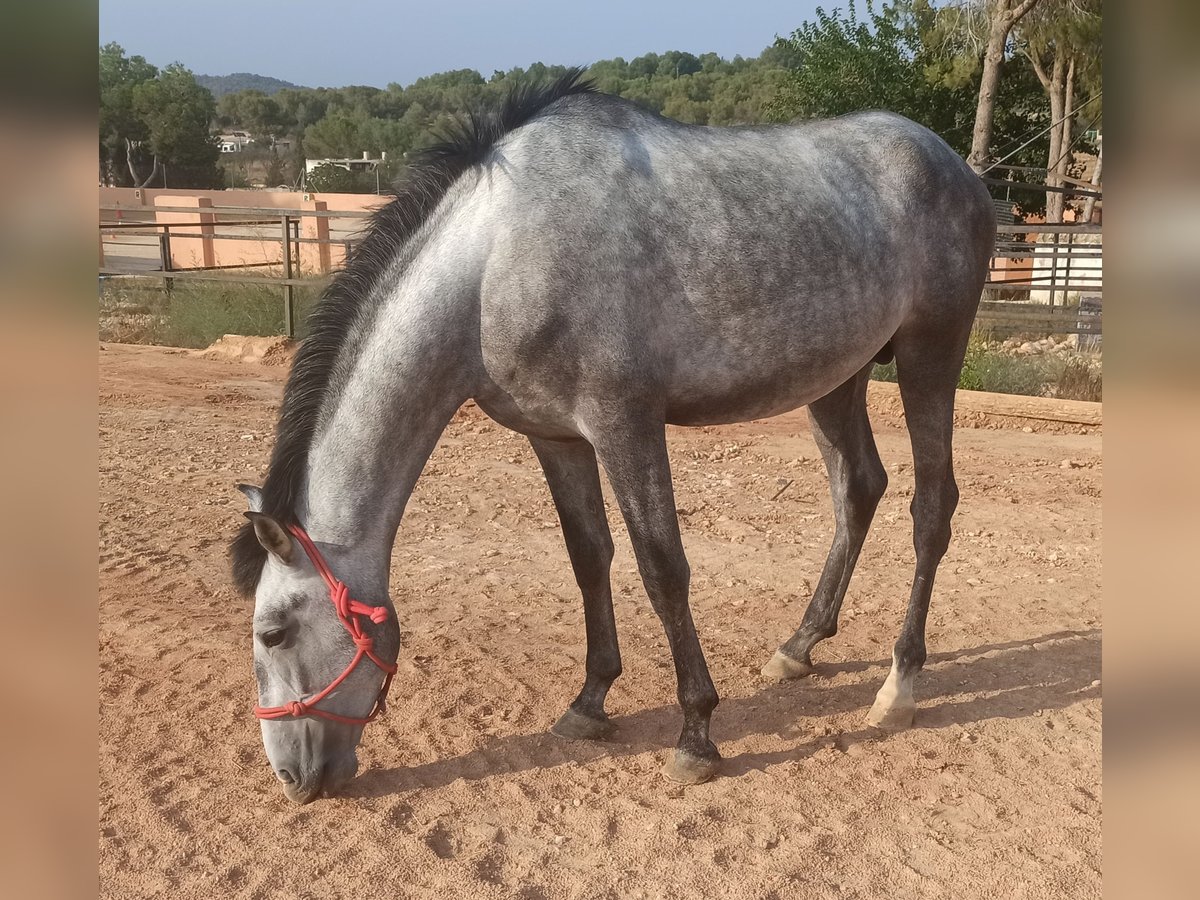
[
  {"xmin": 867, "ymin": 326, "xmax": 969, "ymax": 729},
  {"xmin": 530, "ymin": 437, "xmax": 621, "ymax": 741},
  {"xmin": 588, "ymin": 419, "xmax": 721, "ymax": 785},
  {"xmin": 763, "ymin": 365, "xmax": 887, "ymax": 679}
]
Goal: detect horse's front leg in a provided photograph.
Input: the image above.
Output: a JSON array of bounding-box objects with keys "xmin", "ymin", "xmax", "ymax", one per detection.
[
  {"xmin": 589, "ymin": 419, "xmax": 721, "ymax": 784},
  {"xmin": 530, "ymin": 436, "xmax": 621, "ymax": 740}
]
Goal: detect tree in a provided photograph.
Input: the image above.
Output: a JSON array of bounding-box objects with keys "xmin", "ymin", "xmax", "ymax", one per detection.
[
  {"xmin": 264, "ymin": 152, "xmax": 289, "ymax": 189},
  {"xmin": 920, "ymin": 0, "xmax": 1057, "ymax": 214},
  {"xmin": 1018, "ymin": 0, "xmax": 1102, "ymax": 220},
  {"xmin": 758, "ymin": 42, "xmax": 804, "ymax": 70},
  {"xmin": 766, "ymin": 1, "xmax": 973, "ymax": 142},
  {"xmin": 133, "ymin": 63, "xmax": 221, "ymax": 188},
  {"xmin": 303, "ymin": 111, "xmax": 367, "ymax": 159},
  {"xmin": 215, "ymin": 91, "xmax": 243, "ymax": 129},
  {"xmin": 628, "ymin": 53, "xmax": 661, "ymax": 79},
  {"xmin": 99, "ymin": 45, "xmax": 221, "ymax": 188},
  {"xmin": 99, "ymin": 43, "xmax": 158, "ymax": 185},
  {"xmin": 656, "ymin": 51, "xmax": 703, "ymax": 78},
  {"xmin": 951, "ymin": 0, "xmax": 1044, "ymax": 173},
  {"xmin": 765, "ymin": 0, "xmax": 1059, "ymax": 215},
  {"xmin": 274, "ymin": 88, "xmax": 329, "ymax": 131},
  {"xmin": 236, "ymin": 90, "xmax": 289, "ymax": 144}
]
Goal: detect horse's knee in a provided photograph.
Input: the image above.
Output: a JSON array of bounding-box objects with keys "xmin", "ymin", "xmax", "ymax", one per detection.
[
  {"xmin": 847, "ymin": 461, "xmax": 887, "ymax": 526},
  {"xmin": 642, "ymin": 554, "xmax": 691, "ymax": 605},
  {"xmin": 572, "ymin": 529, "xmax": 614, "ymax": 593},
  {"xmin": 593, "ymin": 527, "xmax": 615, "ymax": 571},
  {"xmin": 910, "ymin": 471, "xmax": 957, "ymax": 559}
]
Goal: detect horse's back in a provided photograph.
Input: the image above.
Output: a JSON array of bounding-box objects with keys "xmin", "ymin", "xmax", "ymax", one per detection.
[
  {"xmin": 473, "ymin": 98, "xmax": 993, "ymax": 426},
  {"xmin": 488, "ymin": 98, "xmax": 991, "ymax": 314}
]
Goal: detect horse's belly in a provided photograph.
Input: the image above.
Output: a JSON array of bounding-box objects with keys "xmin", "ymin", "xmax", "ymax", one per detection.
[
  {"xmin": 664, "ymin": 365, "xmax": 856, "ymax": 426},
  {"xmin": 663, "ymin": 316, "xmax": 895, "ymax": 426}
]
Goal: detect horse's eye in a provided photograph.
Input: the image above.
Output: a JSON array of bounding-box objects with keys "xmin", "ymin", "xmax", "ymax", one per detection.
[{"xmin": 259, "ymin": 628, "xmax": 287, "ymax": 648}]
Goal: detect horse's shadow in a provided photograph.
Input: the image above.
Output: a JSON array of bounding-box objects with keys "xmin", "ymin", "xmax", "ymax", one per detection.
[{"xmin": 345, "ymin": 628, "xmax": 1100, "ymax": 797}]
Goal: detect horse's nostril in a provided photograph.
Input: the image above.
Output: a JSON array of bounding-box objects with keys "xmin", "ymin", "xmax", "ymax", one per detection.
[{"xmin": 277, "ymin": 768, "xmax": 296, "ymax": 784}]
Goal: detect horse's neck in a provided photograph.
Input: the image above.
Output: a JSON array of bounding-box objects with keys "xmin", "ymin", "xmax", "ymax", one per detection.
[{"xmin": 299, "ymin": 267, "xmax": 477, "ymax": 576}]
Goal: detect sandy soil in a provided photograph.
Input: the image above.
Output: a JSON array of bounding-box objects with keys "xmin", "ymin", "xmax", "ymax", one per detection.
[{"xmin": 99, "ymin": 343, "xmax": 1102, "ymax": 899}]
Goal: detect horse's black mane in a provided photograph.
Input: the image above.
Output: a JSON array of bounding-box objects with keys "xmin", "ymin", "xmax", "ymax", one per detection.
[{"xmin": 230, "ymin": 69, "xmax": 596, "ymax": 596}]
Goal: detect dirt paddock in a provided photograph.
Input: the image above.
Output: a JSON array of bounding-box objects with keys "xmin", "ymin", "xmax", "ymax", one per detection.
[{"xmin": 99, "ymin": 344, "xmax": 1101, "ymax": 899}]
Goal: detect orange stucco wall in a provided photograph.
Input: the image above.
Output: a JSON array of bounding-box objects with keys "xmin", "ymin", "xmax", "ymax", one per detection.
[{"xmin": 100, "ymin": 188, "xmax": 388, "ymax": 274}]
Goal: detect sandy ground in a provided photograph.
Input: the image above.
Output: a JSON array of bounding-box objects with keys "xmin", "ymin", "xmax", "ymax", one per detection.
[{"xmin": 99, "ymin": 344, "xmax": 1102, "ymax": 899}]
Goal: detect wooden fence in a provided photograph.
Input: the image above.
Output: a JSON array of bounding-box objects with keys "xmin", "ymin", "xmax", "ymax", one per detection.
[{"xmin": 99, "ymin": 204, "xmax": 1102, "ymax": 341}]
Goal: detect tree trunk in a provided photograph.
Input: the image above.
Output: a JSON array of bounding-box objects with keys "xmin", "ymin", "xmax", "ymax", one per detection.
[
  {"xmin": 124, "ymin": 137, "xmax": 162, "ymax": 189},
  {"xmin": 967, "ymin": 12, "xmax": 1012, "ymax": 173},
  {"xmin": 1037, "ymin": 53, "xmax": 1067, "ymax": 223},
  {"xmin": 1055, "ymin": 56, "xmax": 1077, "ymax": 219},
  {"xmin": 1082, "ymin": 140, "xmax": 1102, "ymax": 223},
  {"xmin": 137, "ymin": 157, "xmax": 163, "ymax": 190},
  {"xmin": 966, "ymin": 0, "xmax": 1043, "ymax": 173}
]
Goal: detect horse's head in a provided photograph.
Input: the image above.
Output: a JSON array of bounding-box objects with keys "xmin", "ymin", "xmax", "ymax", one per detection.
[{"xmin": 237, "ymin": 485, "xmax": 400, "ymax": 804}]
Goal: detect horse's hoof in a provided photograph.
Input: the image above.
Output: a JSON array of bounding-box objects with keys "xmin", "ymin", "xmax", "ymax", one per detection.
[
  {"xmin": 866, "ymin": 697, "xmax": 916, "ymax": 730},
  {"xmin": 760, "ymin": 649, "xmax": 814, "ymax": 680},
  {"xmin": 551, "ymin": 708, "xmax": 614, "ymax": 741},
  {"xmin": 662, "ymin": 750, "xmax": 721, "ymax": 785}
]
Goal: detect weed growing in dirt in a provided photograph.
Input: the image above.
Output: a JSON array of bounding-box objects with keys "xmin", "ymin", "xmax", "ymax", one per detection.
[
  {"xmin": 956, "ymin": 338, "xmax": 1050, "ymax": 396},
  {"xmin": 1048, "ymin": 357, "xmax": 1103, "ymax": 402},
  {"xmin": 871, "ymin": 333, "xmax": 1102, "ymax": 399},
  {"xmin": 99, "ymin": 280, "xmax": 321, "ymax": 348}
]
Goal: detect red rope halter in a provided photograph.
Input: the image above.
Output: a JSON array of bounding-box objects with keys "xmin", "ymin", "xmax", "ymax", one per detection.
[{"xmin": 253, "ymin": 524, "xmax": 397, "ymax": 726}]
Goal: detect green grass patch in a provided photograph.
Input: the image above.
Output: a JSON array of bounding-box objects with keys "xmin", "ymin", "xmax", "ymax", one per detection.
[
  {"xmin": 99, "ymin": 279, "xmax": 323, "ymax": 348},
  {"xmin": 871, "ymin": 333, "xmax": 1101, "ymax": 400}
]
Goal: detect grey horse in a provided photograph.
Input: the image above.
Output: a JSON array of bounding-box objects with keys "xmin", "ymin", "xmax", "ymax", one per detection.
[{"xmin": 232, "ymin": 71, "xmax": 995, "ymax": 803}]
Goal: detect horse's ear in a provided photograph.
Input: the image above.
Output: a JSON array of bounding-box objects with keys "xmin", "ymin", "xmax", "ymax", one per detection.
[
  {"xmin": 237, "ymin": 483, "xmax": 265, "ymax": 512},
  {"xmin": 244, "ymin": 512, "xmax": 294, "ymax": 565}
]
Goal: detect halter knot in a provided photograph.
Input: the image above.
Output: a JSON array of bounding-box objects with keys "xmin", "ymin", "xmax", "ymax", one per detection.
[
  {"xmin": 352, "ymin": 634, "xmax": 374, "ymax": 652},
  {"xmin": 285, "ymin": 701, "xmax": 308, "ymax": 718},
  {"xmin": 366, "ymin": 607, "xmax": 388, "ymax": 625},
  {"xmin": 331, "ymin": 582, "xmax": 351, "ymax": 619}
]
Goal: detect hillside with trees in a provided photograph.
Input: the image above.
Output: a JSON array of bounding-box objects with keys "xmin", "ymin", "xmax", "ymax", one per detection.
[
  {"xmin": 194, "ymin": 72, "xmax": 304, "ymax": 97},
  {"xmin": 211, "ymin": 52, "xmax": 789, "ymax": 191}
]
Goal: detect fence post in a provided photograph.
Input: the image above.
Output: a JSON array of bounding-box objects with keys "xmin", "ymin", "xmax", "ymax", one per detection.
[
  {"xmin": 281, "ymin": 214, "xmax": 295, "ymax": 338},
  {"xmin": 1062, "ymin": 230, "xmax": 1073, "ymax": 304},
  {"xmin": 301, "ymin": 197, "xmax": 331, "ymax": 274},
  {"xmin": 1048, "ymin": 231, "xmax": 1060, "ymax": 308},
  {"xmin": 159, "ymin": 227, "xmax": 174, "ymax": 296},
  {"xmin": 154, "ymin": 195, "xmax": 215, "ymax": 268}
]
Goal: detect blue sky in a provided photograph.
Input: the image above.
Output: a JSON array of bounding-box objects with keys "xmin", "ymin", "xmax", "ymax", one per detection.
[{"xmin": 98, "ymin": 0, "xmax": 821, "ymax": 88}]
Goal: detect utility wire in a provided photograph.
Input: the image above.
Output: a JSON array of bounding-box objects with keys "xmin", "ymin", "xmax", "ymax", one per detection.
[
  {"xmin": 1045, "ymin": 107, "xmax": 1104, "ymax": 177},
  {"xmin": 981, "ymin": 91, "xmax": 1103, "ymax": 176}
]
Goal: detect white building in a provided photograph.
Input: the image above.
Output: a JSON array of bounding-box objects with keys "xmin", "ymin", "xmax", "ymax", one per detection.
[
  {"xmin": 303, "ymin": 151, "xmax": 388, "ymax": 174},
  {"xmin": 218, "ymin": 131, "xmax": 253, "ymax": 153}
]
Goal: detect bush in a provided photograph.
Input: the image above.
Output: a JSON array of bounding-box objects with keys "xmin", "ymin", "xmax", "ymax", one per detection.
[
  {"xmin": 305, "ymin": 161, "xmax": 380, "ymax": 194},
  {"xmin": 956, "ymin": 338, "xmax": 1050, "ymax": 396},
  {"xmin": 1049, "ymin": 357, "xmax": 1103, "ymax": 402}
]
